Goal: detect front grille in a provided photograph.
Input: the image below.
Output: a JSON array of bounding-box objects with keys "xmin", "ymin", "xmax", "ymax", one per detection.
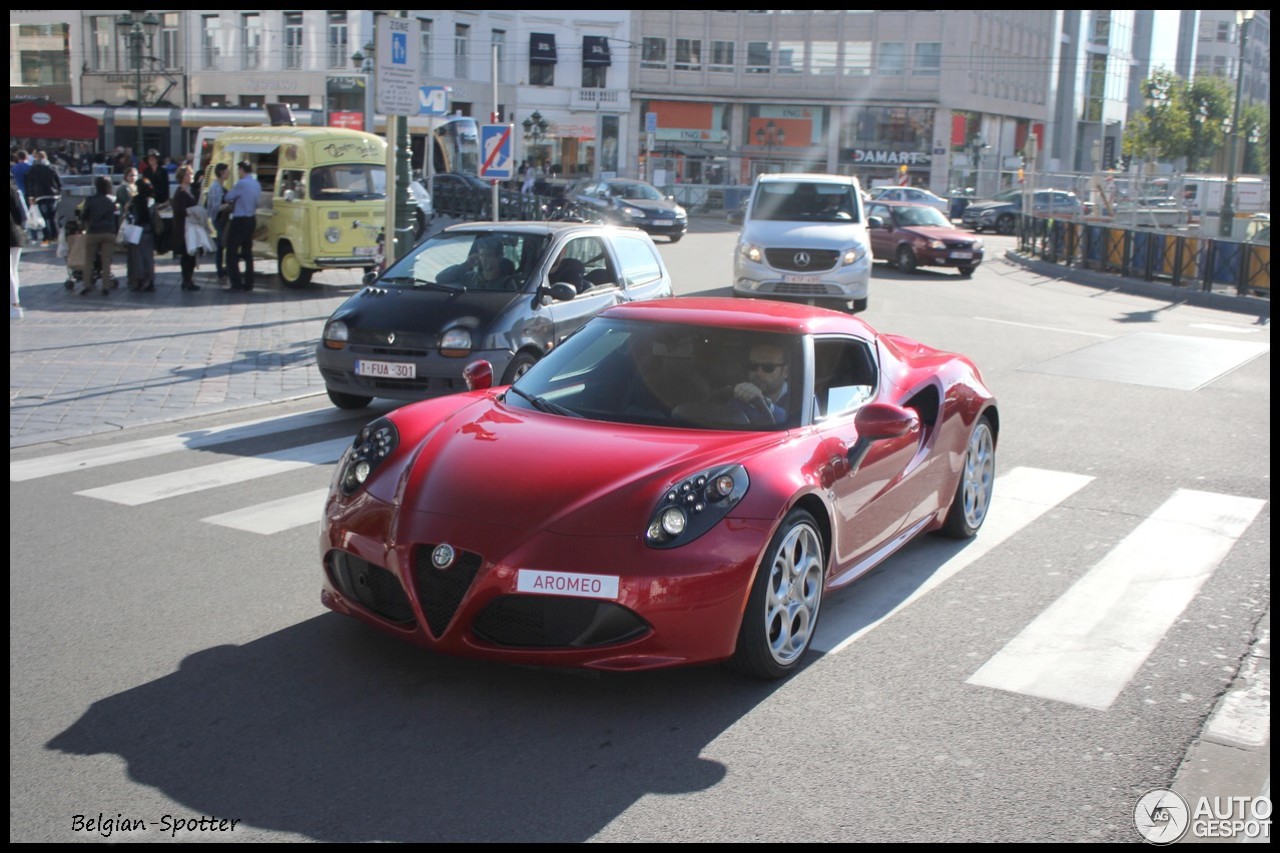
[
  {"xmin": 350, "ymin": 329, "xmax": 438, "ymax": 353},
  {"xmin": 472, "ymin": 595, "xmax": 651, "ymax": 649},
  {"xmin": 413, "ymin": 546, "xmax": 483, "ymax": 638},
  {"xmin": 326, "ymin": 552, "xmax": 415, "ymax": 624},
  {"xmin": 764, "ymin": 248, "xmax": 840, "ymax": 272},
  {"xmin": 767, "ymin": 281, "xmax": 844, "ymax": 296},
  {"xmin": 943, "ymin": 239, "xmax": 978, "ymax": 250}
]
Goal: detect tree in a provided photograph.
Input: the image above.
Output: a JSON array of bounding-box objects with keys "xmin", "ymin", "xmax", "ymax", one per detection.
[
  {"xmin": 1184, "ymin": 76, "xmax": 1234, "ymax": 172},
  {"xmin": 1122, "ymin": 70, "xmax": 1241, "ymax": 172}
]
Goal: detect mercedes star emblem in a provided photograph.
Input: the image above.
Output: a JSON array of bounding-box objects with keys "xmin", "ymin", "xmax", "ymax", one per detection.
[{"xmin": 794, "ymin": 251, "xmax": 811, "ymax": 267}]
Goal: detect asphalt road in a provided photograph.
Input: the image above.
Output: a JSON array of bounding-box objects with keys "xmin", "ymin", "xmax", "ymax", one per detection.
[{"xmin": 9, "ymin": 224, "xmax": 1271, "ymax": 842}]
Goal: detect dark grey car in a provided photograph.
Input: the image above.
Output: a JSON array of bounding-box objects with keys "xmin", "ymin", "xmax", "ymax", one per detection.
[
  {"xmin": 566, "ymin": 179, "xmax": 688, "ymax": 242},
  {"xmin": 316, "ymin": 222, "xmax": 674, "ymax": 409}
]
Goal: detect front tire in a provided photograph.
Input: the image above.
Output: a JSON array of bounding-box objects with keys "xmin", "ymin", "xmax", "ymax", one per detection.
[
  {"xmin": 896, "ymin": 245, "xmax": 918, "ymax": 273},
  {"xmin": 940, "ymin": 414, "xmax": 995, "ymax": 538},
  {"xmin": 958, "ymin": 265, "xmax": 977, "ymax": 278},
  {"xmin": 667, "ymin": 233, "xmax": 683, "ymax": 244},
  {"xmin": 728, "ymin": 508, "xmax": 825, "ymax": 679},
  {"xmin": 849, "ymin": 297, "xmax": 868, "ymax": 313},
  {"xmin": 278, "ymin": 242, "xmax": 313, "ymax": 288},
  {"xmin": 327, "ymin": 389, "xmax": 372, "ymax": 410},
  {"xmin": 500, "ymin": 351, "xmax": 539, "ymax": 385}
]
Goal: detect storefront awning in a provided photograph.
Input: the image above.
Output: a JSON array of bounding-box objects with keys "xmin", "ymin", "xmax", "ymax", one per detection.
[
  {"xmin": 583, "ymin": 36, "xmax": 611, "ymax": 67},
  {"xmin": 10, "ymin": 101, "xmax": 99, "ymax": 141},
  {"xmin": 225, "ymin": 142, "xmax": 281, "ymax": 155},
  {"xmin": 530, "ymin": 33, "xmax": 557, "ymax": 65}
]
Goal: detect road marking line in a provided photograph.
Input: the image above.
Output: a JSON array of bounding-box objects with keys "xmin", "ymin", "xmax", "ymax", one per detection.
[
  {"xmin": 966, "ymin": 489, "xmax": 1266, "ymax": 710},
  {"xmin": 11, "ymin": 406, "xmax": 355, "ymax": 482},
  {"xmin": 816, "ymin": 467, "xmax": 1094, "ymax": 654},
  {"xmin": 203, "ymin": 489, "xmax": 331, "ymax": 535},
  {"xmin": 74, "ymin": 438, "xmax": 351, "ymax": 505},
  {"xmin": 973, "ymin": 317, "xmax": 1111, "ymax": 338}
]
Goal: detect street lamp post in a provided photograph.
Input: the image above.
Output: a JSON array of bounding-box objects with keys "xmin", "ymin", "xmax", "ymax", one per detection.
[
  {"xmin": 116, "ymin": 10, "xmax": 160, "ymax": 160},
  {"xmin": 350, "ymin": 41, "xmax": 375, "ymax": 135},
  {"xmin": 755, "ymin": 120, "xmax": 785, "ymax": 173},
  {"xmin": 522, "ymin": 110, "xmax": 549, "ymax": 174},
  {"xmin": 1219, "ymin": 9, "xmax": 1255, "ymax": 240}
]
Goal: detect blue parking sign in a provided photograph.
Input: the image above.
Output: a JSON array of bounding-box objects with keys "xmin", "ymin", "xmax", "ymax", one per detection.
[{"xmin": 479, "ymin": 125, "xmax": 514, "ymax": 180}]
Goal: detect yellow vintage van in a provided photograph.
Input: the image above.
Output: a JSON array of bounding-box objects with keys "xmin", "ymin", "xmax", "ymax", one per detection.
[{"xmin": 201, "ymin": 127, "xmax": 387, "ymax": 286}]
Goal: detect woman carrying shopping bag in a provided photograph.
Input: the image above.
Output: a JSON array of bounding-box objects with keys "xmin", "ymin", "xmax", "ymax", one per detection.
[
  {"xmin": 125, "ymin": 178, "xmax": 157, "ymax": 292},
  {"xmin": 170, "ymin": 166, "xmax": 201, "ymax": 291}
]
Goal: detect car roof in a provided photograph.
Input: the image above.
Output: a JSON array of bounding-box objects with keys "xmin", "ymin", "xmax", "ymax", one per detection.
[
  {"xmin": 604, "ymin": 296, "xmax": 876, "ymax": 338},
  {"xmin": 870, "ymin": 199, "xmax": 943, "ymax": 208},
  {"xmin": 438, "ymin": 221, "xmax": 655, "ymax": 239},
  {"xmin": 755, "ymin": 172, "xmax": 858, "ymax": 186}
]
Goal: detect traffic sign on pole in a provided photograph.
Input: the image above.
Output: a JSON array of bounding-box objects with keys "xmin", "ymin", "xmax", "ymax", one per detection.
[{"xmin": 479, "ymin": 124, "xmax": 515, "ymax": 180}]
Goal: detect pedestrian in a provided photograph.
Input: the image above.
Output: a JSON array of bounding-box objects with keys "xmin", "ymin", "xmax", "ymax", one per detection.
[
  {"xmin": 142, "ymin": 150, "xmax": 170, "ymax": 204},
  {"xmin": 116, "ymin": 166, "xmax": 139, "ymax": 212},
  {"xmin": 170, "ymin": 165, "xmax": 201, "ymax": 291},
  {"xmin": 520, "ymin": 160, "xmax": 535, "ymax": 195},
  {"xmin": 11, "ymin": 149, "xmax": 32, "ymax": 199},
  {"xmin": 10, "ymin": 178, "xmax": 26, "ymax": 318},
  {"xmin": 26, "ymin": 151, "xmax": 62, "ymax": 245},
  {"xmin": 124, "ymin": 177, "xmax": 157, "ymax": 292},
  {"xmin": 204, "ymin": 162, "xmax": 230, "ymax": 280},
  {"xmin": 78, "ymin": 175, "xmax": 117, "ymax": 296},
  {"xmin": 222, "ymin": 160, "xmax": 261, "ymax": 291}
]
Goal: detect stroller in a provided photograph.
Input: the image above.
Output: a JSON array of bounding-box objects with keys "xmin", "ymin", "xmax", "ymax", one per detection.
[{"xmin": 61, "ymin": 219, "xmax": 117, "ymax": 292}]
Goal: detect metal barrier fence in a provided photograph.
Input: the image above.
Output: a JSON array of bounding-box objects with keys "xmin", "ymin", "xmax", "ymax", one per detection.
[{"xmin": 1017, "ymin": 215, "xmax": 1271, "ymax": 297}]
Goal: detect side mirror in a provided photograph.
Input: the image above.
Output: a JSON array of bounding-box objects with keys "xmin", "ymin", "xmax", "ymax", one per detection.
[
  {"xmin": 539, "ymin": 281, "xmax": 578, "ymax": 304},
  {"xmin": 463, "ymin": 360, "xmax": 493, "ymax": 391},
  {"xmin": 868, "ymin": 215, "xmax": 884, "ymax": 230},
  {"xmin": 845, "ymin": 403, "xmax": 920, "ymax": 471}
]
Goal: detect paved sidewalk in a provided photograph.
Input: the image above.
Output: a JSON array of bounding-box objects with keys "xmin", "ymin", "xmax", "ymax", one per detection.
[{"xmin": 10, "ymin": 243, "xmax": 364, "ymax": 449}]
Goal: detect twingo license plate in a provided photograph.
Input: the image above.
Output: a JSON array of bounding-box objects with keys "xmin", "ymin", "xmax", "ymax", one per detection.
[{"xmin": 355, "ymin": 360, "xmax": 415, "ymax": 379}]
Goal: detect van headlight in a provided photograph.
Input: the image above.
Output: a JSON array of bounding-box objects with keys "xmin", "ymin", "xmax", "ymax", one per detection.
[
  {"xmin": 325, "ymin": 227, "xmax": 342, "ymax": 243},
  {"xmin": 841, "ymin": 247, "xmax": 863, "ymax": 265},
  {"xmin": 739, "ymin": 242, "xmax": 763, "ymax": 263}
]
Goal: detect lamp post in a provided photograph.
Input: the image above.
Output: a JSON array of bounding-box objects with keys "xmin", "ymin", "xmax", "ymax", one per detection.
[
  {"xmin": 116, "ymin": 10, "xmax": 160, "ymax": 160},
  {"xmin": 969, "ymin": 135, "xmax": 988, "ymax": 194},
  {"xmin": 350, "ymin": 40, "xmax": 375, "ymax": 134},
  {"xmin": 522, "ymin": 110, "xmax": 549, "ymax": 173},
  {"xmin": 1219, "ymin": 9, "xmax": 1255, "ymax": 240},
  {"xmin": 755, "ymin": 119, "xmax": 785, "ymax": 172}
]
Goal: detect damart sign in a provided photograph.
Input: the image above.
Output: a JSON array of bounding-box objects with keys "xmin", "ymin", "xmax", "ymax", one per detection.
[
  {"xmin": 844, "ymin": 149, "xmax": 933, "ymax": 166},
  {"xmin": 1133, "ymin": 789, "xmax": 1271, "ymax": 844}
]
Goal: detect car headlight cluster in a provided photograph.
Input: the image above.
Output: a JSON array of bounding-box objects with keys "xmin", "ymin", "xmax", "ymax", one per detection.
[
  {"xmin": 841, "ymin": 247, "xmax": 862, "ymax": 265},
  {"xmin": 323, "ymin": 319, "xmax": 350, "ymax": 350},
  {"xmin": 439, "ymin": 328, "xmax": 472, "ymax": 358},
  {"xmin": 739, "ymin": 242, "xmax": 764, "ymax": 263},
  {"xmin": 338, "ymin": 418, "xmax": 399, "ymax": 496},
  {"xmin": 619, "ymin": 205, "xmax": 645, "ymax": 220},
  {"xmin": 645, "ymin": 464, "xmax": 749, "ymax": 549},
  {"xmin": 927, "ymin": 238, "xmax": 946, "ymax": 250}
]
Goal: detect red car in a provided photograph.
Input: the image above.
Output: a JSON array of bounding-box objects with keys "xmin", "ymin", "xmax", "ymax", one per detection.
[
  {"xmin": 867, "ymin": 200, "xmax": 985, "ymax": 277},
  {"xmin": 320, "ymin": 297, "xmax": 999, "ymax": 678}
]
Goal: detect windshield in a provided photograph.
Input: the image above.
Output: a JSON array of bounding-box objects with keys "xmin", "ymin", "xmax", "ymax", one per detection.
[
  {"xmin": 608, "ymin": 181, "xmax": 664, "ymax": 201},
  {"xmin": 750, "ymin": 181, "xmax": 860, "ymax": 223},
  {"xmin": 507, "ymin": 317, "xmax": 803, "ymax": 430},
  {"xmin": 894, "ymin": 206, "xmax": 951, "ymax": 227},
  {"xmin": 309, "ymin": 164, "xmax": 386, "ymax": 201},
  {"xmin": 380, "ymin": 231, "xmax": 548, "ymax": 293}
]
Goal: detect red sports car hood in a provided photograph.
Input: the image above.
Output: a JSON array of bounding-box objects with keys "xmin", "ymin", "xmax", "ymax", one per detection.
[{"xmin": 391, "ymin": 396, "xmax": 778, "ymax": 536}]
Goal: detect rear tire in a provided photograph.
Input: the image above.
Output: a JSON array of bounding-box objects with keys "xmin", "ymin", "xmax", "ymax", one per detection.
[{"xmin": 327, "ymin": 389, "xmax": 372, "ymax": 410}]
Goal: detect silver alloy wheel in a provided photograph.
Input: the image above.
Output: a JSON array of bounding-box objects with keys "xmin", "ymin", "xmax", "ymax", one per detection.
[
  {"xmin": 764, "ymin": 522, "xmax": 824, "ymax": 666},
  {"xmin": 960, "ymin": 421, "xmax": 995, "ymax": 530}
]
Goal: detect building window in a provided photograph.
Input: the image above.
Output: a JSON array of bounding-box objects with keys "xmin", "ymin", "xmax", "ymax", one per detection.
[
  {"xmin": 641, "ymin": 37, "xmax": 667, "ymax": 70},
  {"xmin": 283, "ymin": 12, "xmax": 303, "ymax": 70},
  {"xmin": 582, "ymin": 62, "xmax": 606, "ymax": 89},
  {"xmin": 455, "ymin": 23, "xmax": 469, "ymax": 79},
  {"xmin": 90, "ymin": 16, "xmax": 115, "ymax": 72},
  {"xmin": 241, "ymin": 13, "xmax": 262, "ymax": 71},
  {"xmin": 1217, "ymin": 21, "xmax": 1232, "ymax": 42},
  {"xmin": 810, "ymin": 41, "xmax": 837, "ymax": 76},
  {"xmin": 674, "ymin": 38, "xmax": 702, "ymax": 71},
  {"xmin": 239, "ymin": 94, "xmax": 262, "ymax": 110},
  {"xmin": 159, "ymin": 13, "xmax": 179, "ymax": 70},
  {"xmin": 15, "ymin": 23, "xmax": 70, "ymax": 86},
  {"xmin": 842, "ymin": 40, "xmax": 871, "ymax": 77},
  {"xmin": 492, "ymin": 29, "xmax": 507, "ymax": 84},
  {"xmin": 746, "ymin": 41, "xmax": 771, "ymax": 74},
  {"xmin": 1090, "ymin": 11, "xmax": 1111, "ymax": 45},
  {"xmin": 913, "ymin": 42, "xmax": 941, "ymax": 76},
  {"xmin": 709, "ymin": 40, "xmax": 734, "ymax": 72},
  {"xmin": 327, "ymin": 11, "xmax": 347, "ymax": 69},
  {"xmin": 418, "ymin": 18, "xmax": 432, "ymax": 76},
  {"xmin": 777, "ymin": 41, "xmax": 804, "ymax": 74},
  {"xmin": 876, "ymin": 42, "xmax": 905, "ymax": 76}
]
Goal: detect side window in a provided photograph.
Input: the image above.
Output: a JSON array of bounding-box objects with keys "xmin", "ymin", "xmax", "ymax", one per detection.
[
  {"xmin": 869, "ymin": 203, "xmax": 889, "ymax": 224},
  {"xmin": 279, "ymin": 169, "xmax": 305, "ymax": 200},
  {"xmin": 612, "ymin": 236, "xmax": 663, "ymax": 287},
  {"xmin": 812, "ymin": 337, "xmax": 877, "ymax": 420}
]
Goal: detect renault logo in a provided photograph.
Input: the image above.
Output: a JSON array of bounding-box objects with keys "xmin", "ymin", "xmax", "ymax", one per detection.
[
  {"xmin": 431, "ymin": 544, "xmax": 456, "ymax": 570},
  {"xmin": 793, "ymin": 251, "xmax": 811, "ymax": 267},
  {"xmin": 386, "ymin": 332, "xmax": 396, "ymax": 345}
]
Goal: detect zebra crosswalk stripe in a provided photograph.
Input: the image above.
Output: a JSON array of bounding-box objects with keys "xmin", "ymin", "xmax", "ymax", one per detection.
[{"xmin": 203, "ymin": 489, "xmax": 332, "ymax": 535}]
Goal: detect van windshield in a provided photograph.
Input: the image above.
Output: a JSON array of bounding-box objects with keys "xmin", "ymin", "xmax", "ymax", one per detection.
[
  {"xmin": 309, "ymin": 165, "xmax": 387, "ymax": 201},
  {"xmin": 750, "ymin": 182, "xmax": 860, "ymax": 223}
]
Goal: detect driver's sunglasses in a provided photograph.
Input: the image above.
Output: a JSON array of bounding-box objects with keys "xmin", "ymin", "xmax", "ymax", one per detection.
[{"xmin": 748, "ymin": 361, "xmax": 785, "ymax": 374}]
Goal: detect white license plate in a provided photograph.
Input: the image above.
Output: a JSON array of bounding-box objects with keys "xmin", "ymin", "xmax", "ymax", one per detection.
[
  {"xmin": 354, "ymin": 246, "xmax": 378, "ymax": 256},
  {"xmin": 951, "ymin": 252, "xmax": 974, "ymax": 260},
  {"xmin": 652, "ymin": 219, "xmax": 674, "ymax": 227},
  {"xmin": 356, "ymin": 360, "xmax": 415, "ymax": 379},
  {"xmin": 516, "ymin": 569, "xmax": 620, "ymax": 600},
  {"xmin": 783, "ymin": 274, "xmax": 823, "ymax": 284}
]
